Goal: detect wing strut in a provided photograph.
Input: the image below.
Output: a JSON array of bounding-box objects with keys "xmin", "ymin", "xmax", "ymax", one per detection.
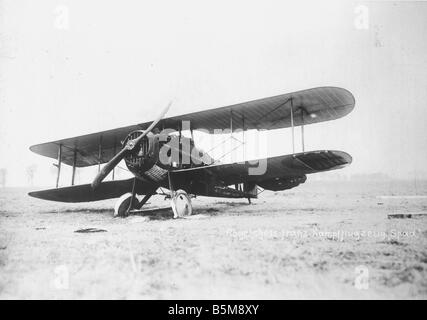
[
  {"xmin": 55, "ymin": 144, "xmax": 62, "ymax": 188},
  {"xmin": 97, "ymin": 136, "xmax": 103, "ymax": 173},
  {"xmin": 71, "ymin": 149, "xmax": 77, "ymax": 185},
  {"xmin": 301, "ymin": 108, "xmax": 305, "ymax": 152},
  {"xmin": 112, "ymin": 139, "xmax": 116, "ymax": 180},
  {"xmin": 242, "ymin": 114, "xmax": 245, "ymax": 160},
  {"xmin": 290, "ymin": 98, "xmax": 295, "ymax": 153},
  {"xmin": 288, "ymin": 98, "xmax": 309, "ymax": 154}
]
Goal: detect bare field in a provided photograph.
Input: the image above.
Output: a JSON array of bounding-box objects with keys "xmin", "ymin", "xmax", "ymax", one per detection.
[{"xmin": 1, "ymin": 180, "xmax": 427, "ymax": 299}]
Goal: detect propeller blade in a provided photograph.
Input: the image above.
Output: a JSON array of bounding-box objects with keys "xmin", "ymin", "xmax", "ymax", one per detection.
[
  {"xmin": 133, "ymin": 101, "xmax": 172, "ymax": 146},
  {"xmin": 91, "ymin": 148, "xmax": 128, "ymax": 190},
  {"xmin": 91, "ymin": 101, "xmax": 172, "ymax": 190}
]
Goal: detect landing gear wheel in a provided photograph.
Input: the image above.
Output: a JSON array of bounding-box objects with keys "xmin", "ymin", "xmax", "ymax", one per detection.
[
  {"xmin": 171, "ymin": 189, "xmax": 193, "ymax": 218},
  {"xmin": 114, "ymin": 193, "xmax": 140, "ymax": 217}
]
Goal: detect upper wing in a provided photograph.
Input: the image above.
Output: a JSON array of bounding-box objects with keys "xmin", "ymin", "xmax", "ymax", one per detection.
[
  {"xmin": 170, "ymin": 150, "xmax": 352, "ymax": 192},
  {"xmin": 28, "ymin": 178, "xmax": 157, "ymax": 203},
  {"xmin": 30, "ymin": 87, "xmax": 355, "ymax": 167},
  {"xmin": 165, "ymin": 86, "xmax": 355, "ymax": 132}
]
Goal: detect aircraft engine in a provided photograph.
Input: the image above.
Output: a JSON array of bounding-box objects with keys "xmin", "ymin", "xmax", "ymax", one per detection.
[{"xmin": 123, "ymin": 130, "xmax": 159, "ymax": 176}]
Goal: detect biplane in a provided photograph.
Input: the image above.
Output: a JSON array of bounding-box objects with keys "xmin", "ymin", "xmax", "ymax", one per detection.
[{"xmin": 29, "ymin": 87, "xmax": 355, "ymax": 218}]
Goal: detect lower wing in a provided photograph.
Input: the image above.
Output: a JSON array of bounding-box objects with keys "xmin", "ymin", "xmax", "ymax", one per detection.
[
  {"xmin": 170, "ymin": 150, "xmax": 352, "ymax": 194},
  {"xmin": 28, "ymin": 178, "xmax": 157, "ymax": 203}
]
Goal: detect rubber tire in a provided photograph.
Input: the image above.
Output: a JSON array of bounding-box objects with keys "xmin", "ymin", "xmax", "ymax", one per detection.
[
  {"xmin": 114, "ymin": 193, "xmax": 139, "ymax": 217},
  {"xmin": 171, "ymin": 190, "xmax": 193, "ymax": 218}
]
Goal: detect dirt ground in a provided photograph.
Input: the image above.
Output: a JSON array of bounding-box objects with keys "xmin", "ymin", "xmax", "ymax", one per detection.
[{"xmin": 1, "ymin": 180, "xmax": 426, "ymax": 299}]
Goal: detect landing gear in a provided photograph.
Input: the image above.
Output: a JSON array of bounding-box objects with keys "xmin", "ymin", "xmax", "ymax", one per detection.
[
  {"xmin": 114, "ymin": 193, "xmax": 140, "ymax": 217},
  {"xmin": 171, "ymin": 189, "xmax": 193, "ymax": 218},
  {"xmin": 114, "ymin": 192, "xmax": 154, "ymax": 217},
  {"xmin": 167, "ymin": 172, "xmax": 193, "ymax": 218},
  {"xmin": 114, "ymin": 175, "xmax": 193, "ymax": 218}
]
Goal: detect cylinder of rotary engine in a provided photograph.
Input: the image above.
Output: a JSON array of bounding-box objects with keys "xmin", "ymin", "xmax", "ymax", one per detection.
[{"xmin": 123, "ymin": 130, "xmax": 158, "ymax": 177}]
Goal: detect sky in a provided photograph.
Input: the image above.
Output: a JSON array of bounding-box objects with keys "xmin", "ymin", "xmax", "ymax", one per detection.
[{"xmin": 1, "ymin": 0, "xmax": 426, "ymax": 187}]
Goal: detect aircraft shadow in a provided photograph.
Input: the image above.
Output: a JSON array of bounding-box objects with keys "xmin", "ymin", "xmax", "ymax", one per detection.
[
  {"xmin": 130, "ymin": 207, "xmax": 174, "ymax": 220},
  {"xmin": 40, "ymin": 208, "xmax": 113, "ymax": 214},
  {"xmin": 38, "ymin": 201, "xmax": 252, "ymax": 220}
]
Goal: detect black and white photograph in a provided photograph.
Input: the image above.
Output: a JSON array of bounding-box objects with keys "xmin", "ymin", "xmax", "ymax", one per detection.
[{"xmin": 0, "ymin": 0, "xmax": 426, "ymax": 302}]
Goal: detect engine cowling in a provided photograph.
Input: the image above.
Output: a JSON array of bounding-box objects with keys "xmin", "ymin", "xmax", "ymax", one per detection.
[
  {"xmin": 123, "ymin": 130, "xmax": 159, "ymax": 177},
  {"xmin": 258, "ymin": 175, "xmax": 307, "ymax": 191}
]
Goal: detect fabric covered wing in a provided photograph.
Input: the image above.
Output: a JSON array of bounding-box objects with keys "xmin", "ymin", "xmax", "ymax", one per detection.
[
  {"xmin": 28, "ymin": 178, "xmax": 157, "ymax": 203},
  {"xmin": 163, "ymin": 86, "xmax": 355, "ymax": 132},
  {"xmin": 170, "ymin": 150, "xmax": 352, "ymax": 190},
  {"xmin": 29, "ymin": 125, "xmax": 141, "ymax": 167},
  {"xmin": 30, "ymin": 87, "xmax": 354, "ymax": 167}
]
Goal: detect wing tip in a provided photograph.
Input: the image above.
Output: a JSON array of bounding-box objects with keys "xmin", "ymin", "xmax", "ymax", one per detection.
[
  {"xmin": 28, "ymin": 190, "xmax": 52, "ymax": 201},
  {"xmin": 307, "ymin": 86, "xmax": 356, "ymax": 119},
  {"xmin": 29, "ymin": 143, "xmax": 49, "ymax": 156},
  {"xmin": 334, "ymin": 86, "xmax": 355, "ymax": 116},
  {"xmin": 326, "ymin": 149, "xmax": 353, "ymax": 165},
  {"xmin": 29, "ymin": 144, "xmax": 37, "ymax": 153}
]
